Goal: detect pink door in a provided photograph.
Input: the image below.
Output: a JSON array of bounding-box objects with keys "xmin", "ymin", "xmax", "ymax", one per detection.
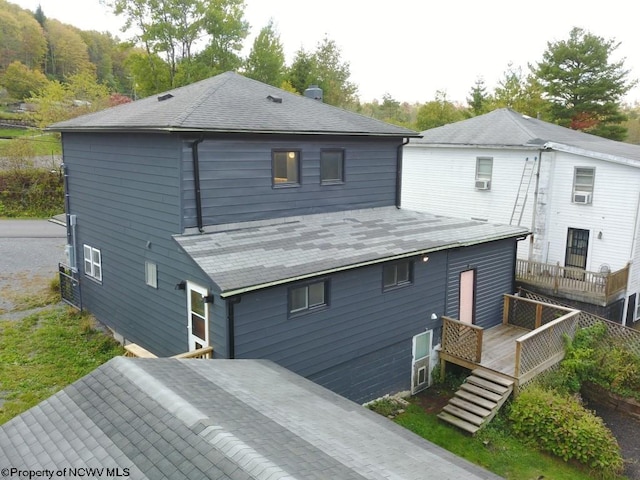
[{"xmin": 459, "ymin": 269, "xmax": 475, "ymax": 324}]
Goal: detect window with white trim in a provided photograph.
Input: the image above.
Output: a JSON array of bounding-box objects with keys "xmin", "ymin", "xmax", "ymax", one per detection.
[
  {"xmin": 83, "ymin": 244, "xmax": 102, "ymax": 281},
  {"xmin": 289, "ymin": 280, "xmax": 328, "ymax": 315},
  {"xmin": 145, "ymin": 261, "xmax": 157, "ymax": 288},
  {"xmin": 475, "ymin": 157, "xmax": 492, "ymax": 190},
  {"xmin": 383, "ymin": 260, "xmax": 413, "ymax": 290},
  {"xmin": 572, "ymin": 167, "xmax": 595, "ymax": 204}
]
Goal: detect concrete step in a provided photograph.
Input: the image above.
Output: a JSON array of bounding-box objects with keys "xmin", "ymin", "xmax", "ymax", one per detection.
[
  {"xmin": 466, "ymin": 375, "xmax": 510, "ymax": 395},
  {"xmin": 437, "ymin": 412, "xmax": 480, "ymax": 435},
  {"xmin": 472, "ymin": 369, "xmax": 514, "ymax": 388},
  {"xmin": 449, "ymin": 397, "xmax": 492, "ymax": 418}
]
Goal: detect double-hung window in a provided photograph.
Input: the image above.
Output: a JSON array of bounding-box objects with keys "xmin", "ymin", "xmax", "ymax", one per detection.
[
  {"xmin": 320, "ymin": 149, "xmax": 344, "ymax": 184},
  {"xmin": 289, "ymin": 280, "xmax": 328, "ymax": 315},
  {"xmin": 83, "ymin": 244, "xmax": 102, "ymax": 282},
  {"xmin": 572, "ymin": 167, "xmax": 595, "ymax": 204},
  {"xmin": 475, "ymin": 157, "xmax": 493, "ymax": 190},
  {"xmin": 273, "ymin": 150, "xmax": 300, "ymax": 186},
  {"xmin": 383, "ymin": 261, "xmax": 413, "ymax": 290}
]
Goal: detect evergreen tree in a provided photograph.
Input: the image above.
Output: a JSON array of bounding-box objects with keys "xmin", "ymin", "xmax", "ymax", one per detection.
[
  {"xmin": 467, "ymin": 77, "xmax": 490, "ymax": 116},
  {"xmin": 533, "ymin": 27, "xmax": 636, "ymax": 140}
]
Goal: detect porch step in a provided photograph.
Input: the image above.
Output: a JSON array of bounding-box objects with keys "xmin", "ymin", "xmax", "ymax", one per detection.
[
  {"xmin": 466, "ymin": 375, "xmax": 511, "ymax": 395},
  {"xmin": 437, "ymin": 412, "xmax": 481, "ymax": 435},
  {"xmin": 439, "ymin": 369, "xmax": 514, "ymax": 435}
]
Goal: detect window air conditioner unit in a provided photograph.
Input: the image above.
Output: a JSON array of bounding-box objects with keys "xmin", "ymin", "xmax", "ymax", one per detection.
[
  {"xmin": 573, "ymin": 191, "xmax": 592, "ymax": 204},
  {"xmin": 475, "ymin": 179, "xmax": 490, "ymax": 190}
]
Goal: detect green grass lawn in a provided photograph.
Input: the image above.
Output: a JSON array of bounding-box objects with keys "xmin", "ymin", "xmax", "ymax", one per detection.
[
  {"xmin": 0, "ymin": 130, "xmax": 62, "ymax": 156},
  {"xmin": 390, "ymin": 402, "xmax": 624, "ymax": 480},
  {"xmin": 0, "ymin": 306, "xmax": 123, "ymax": 425}
]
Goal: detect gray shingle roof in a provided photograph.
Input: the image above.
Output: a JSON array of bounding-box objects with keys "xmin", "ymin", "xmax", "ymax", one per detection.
[
  {"xmin": 0, "ymin": 357, "xmax": 503, "ymax": 480},
  {"xmin": 410, "ymin": 108, "xmax": 640, "ymax": 164},
  {"xmin": 174, "ymin": 206, "xmax": 528, "ymax": 296},
  {"xmin": 48, "ymin": 72, "xmax": 418, "ymax": 138}
]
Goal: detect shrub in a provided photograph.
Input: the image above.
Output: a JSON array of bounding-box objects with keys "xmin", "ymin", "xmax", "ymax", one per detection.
[
  {"xmin": 0, "ymin": 168, "xmax": 64, "ymax": 217},
  {"xmin": 509, "ymin": 386, "xmax": 623, "ymax": 477}
]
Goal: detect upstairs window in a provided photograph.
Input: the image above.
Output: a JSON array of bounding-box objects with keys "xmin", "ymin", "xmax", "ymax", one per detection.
[
  {"xmin": 145, "ymin": 261, "xmax": 158, "ymax": 288},
  {"xmin": 289, "ymin": 280, "xmax": 328, "ymax": 315},
  {"xmin": 572, "ymin": 167, "xmax": 594, "ymax": 204},
  {"xmin": 320, "ymin": 149, "xmax": 344, "ymax": 184},
  {"xmin": 83, "ymin": 244, "xmax": 102, "ymax": 282},
  {"xmin": 475, "ymin": 157, "xmax": 492, "ymax": 190},
  {"xmin": 273, "ymin": 150, "xmax": 300, "ymax": 186},
  {"xmin": 383, "ymin": 260, "xmax": 413, "ymax": 290}
]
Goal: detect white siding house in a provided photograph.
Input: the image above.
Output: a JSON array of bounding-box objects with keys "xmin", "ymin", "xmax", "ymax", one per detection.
[{"xmin": 402, "ymin": 108, "xmax": 640, "ymax": 325}]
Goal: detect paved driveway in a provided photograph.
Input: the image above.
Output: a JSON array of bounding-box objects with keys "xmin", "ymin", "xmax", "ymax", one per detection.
[{"xmin": 0, "ymin": 219, "xmax": 67, "ymax": 313}]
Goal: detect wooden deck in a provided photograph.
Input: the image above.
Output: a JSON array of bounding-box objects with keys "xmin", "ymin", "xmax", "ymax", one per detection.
[{"xmin": 476, "ymin": 324, "xmax": 529, "ymax": 376}]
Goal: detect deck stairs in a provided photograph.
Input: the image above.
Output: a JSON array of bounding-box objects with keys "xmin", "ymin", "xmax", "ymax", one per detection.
[{"xmin": 437, "ymin": 369, "xmax": 514, "ymax": 434}]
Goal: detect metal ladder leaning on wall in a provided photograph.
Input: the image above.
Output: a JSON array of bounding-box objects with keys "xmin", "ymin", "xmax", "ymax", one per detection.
[{"xmin": 509, "ymin": 156, "xmax": 537, "ymax": 226}]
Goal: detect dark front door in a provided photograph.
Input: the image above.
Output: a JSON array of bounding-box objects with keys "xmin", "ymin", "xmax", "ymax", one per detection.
[{"xmin": 565, "ymin": 228, "xmax": 589, "ymax": 270}]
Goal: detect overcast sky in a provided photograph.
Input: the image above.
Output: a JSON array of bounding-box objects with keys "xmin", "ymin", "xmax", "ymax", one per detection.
[{"xmin": 10, "ymin": 0, "xmax": 640, "ymax": 105}]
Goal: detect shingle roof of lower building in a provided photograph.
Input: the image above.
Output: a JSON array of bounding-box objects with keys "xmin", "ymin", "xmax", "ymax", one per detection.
[
  {"xmin": 48, "ymin": 71, "xmax": 418, "ymax": 138},
  {"xmin": 174, "ymin": 206, "xmax": 528, "ymax": 296},
  {"xmin": 409, "ymin": 107, "xmax": 640, "ymax": 165},
  {"xmin": 0, "ymin": 358, "xmax": 503, "ymax": 480}
]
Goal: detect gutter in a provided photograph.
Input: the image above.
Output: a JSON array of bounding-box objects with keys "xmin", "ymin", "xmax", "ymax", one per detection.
[
  {"xmin": 191, "ymin": 137, "xmax": 205, "ymax": 233},
  {"xmin": 396, "ymin": 138, "xmax": 410, "ymax": 208},
  {"xmin": 219, "ymin": 231, "xmax": 529, "ymax": 298}
]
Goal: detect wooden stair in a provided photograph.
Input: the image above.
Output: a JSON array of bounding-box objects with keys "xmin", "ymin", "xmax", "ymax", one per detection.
[{"xmin": 437, "ymin": 369, "xmax": 514, "ymax": 434}]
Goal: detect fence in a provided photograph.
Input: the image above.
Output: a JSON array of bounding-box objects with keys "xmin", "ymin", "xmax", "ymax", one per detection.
[{"xmin": 59, "ymin": 263, "xmax": 81, "ymax": 310}]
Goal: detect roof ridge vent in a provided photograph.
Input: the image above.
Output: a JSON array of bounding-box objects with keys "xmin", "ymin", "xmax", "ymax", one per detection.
[
  {"xmin": 158, "ymin": 93, "xmax": 174, "ymax": 102},
  {"xmin": 267, "ymin": 95, "xmax": 282, "ymax": 103}
]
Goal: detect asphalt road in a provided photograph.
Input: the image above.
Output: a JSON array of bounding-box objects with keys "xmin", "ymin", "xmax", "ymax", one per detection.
[{"xmin": 0, "ymin": 219, "xmax": 67, "ymax": 276}]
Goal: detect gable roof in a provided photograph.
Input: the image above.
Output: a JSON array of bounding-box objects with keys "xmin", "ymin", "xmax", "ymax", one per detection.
[
  {"xmin": 0, "ymin": 357, "xmax": 503, "ymax": 480},
  {"xmin": 48, "ymin": 71, "xmax": 418, "ymax": 138},
  {"xmin": 174, "ymin": 206, "xmax": 528, "ymax": 297},
  {"xmin": 410, "ymin": 108, "xmax": 640, "ymax": 165}
]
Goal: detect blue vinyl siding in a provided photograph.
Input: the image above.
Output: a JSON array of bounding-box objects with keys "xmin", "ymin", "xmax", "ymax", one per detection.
[
  {"xmin": 62, "ymin": 132, "xmax": 227, "ymax": 357},
  {"xmin": 181, "ymin": 136, "xmax": 400, "ymax": 227},
  {"xmin": 445, "ymin": 238, "xmax": 517, "ymax": 329},
  {"xmin": 231, "ymin": 252, "xmax": 448, "ymax": 402}
]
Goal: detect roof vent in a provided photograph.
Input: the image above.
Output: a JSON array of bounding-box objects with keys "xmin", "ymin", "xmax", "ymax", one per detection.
[
  {"xmin": 304, "ymin": 85, "xmax": 323, "ymax": 102},
  {"xmin": 157, "ymin": 93, "xmax": 174, "ymax": 102},
  {"xmin": 266, "ymin": 95, "xmax": 282, "ymax": 103}
]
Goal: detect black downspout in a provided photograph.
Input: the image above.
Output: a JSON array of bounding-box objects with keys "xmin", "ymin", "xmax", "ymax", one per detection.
[
  {"xmin": 396, "ymin": 138, "xmax": 410, "ymax": 208},
  {"xmin": 192, "ymin": 137, "xmax": 205, "ymax": 233},
  {"xmin": 226, "ymin": 296, "xmax": 241, "ymax": 359}
]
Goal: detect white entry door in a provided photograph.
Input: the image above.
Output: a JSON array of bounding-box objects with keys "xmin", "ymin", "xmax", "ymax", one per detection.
[
  {"xmin": 459, "ymin": 269, "xmax": 476, "ymax": 324},
  {"xmin": 187, "ymin": 282, "xmax": 209, "ymax": 351},
  {"xmin": 411, "ymin": 330, "xmax": 432, "ymax": 394}
]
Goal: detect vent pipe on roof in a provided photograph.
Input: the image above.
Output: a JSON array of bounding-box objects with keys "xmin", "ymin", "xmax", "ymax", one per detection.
[
  {"xmin": 158, "ymin": 93, "xmax": 174, "ymax": 102},
  {"xmin": 303, "ymin": 85, "xmax": 323, "ymax": 102}
]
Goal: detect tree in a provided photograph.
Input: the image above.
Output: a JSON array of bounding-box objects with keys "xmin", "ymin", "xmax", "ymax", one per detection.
[
  {"xmin": 244, "ymin": 19, "xmax": 285, "ymax": 86},
  {"xmin": 0, "ymin": 9, "xmax": 21, "ymax": 70},
  {"xmin": 45, "ymin": 19, "xmax": 91, "ymax": 78},
  {"xmin": 490, "ymin": 63, "xmax": 550, "ymax": 119},
  {"xmin": 0, "ymin": 61, "xmax": 49, "ymax": 100},
  {"xmin": 416, "ymin": 91, "xmax": 465, "ymax": 131},
  {"xmin": 286, "ymin": 37, "xmax": 357, "ymax": 108},
  {"xmin": 466, "ymin": 77, "xmax": 491, "ymax": 116},
  {"xmin": 533, "ymin": 27, "xmax": 637, "ymax": 140}
]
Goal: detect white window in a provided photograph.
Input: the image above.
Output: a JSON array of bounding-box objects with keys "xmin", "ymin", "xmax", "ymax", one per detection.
[
  {"xmin": 475, "ymin": 157, "xmax": 492, "ymax": 190},
  {"xmin": 572, "ymin": 167, "xmax": 595, "ymax": 204},
  {"xmin": 289, "ymin": 280, "xmax": 328, "ymax": 314},
  {"xmin": 83, "ymin": 244, "xmax": 102, "ymax": 281},
  {"xmin": 145, "ymin": 261, "xmax": 157, "ymax": 288}
]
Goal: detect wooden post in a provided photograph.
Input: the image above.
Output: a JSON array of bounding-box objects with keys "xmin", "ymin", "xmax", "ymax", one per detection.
[
  {"xmin": 476, "ymin": 328, "xmax": 483, "ymax": 363},
  {"xmin": 514, "ymin": 341, "xmax": 522, "ymax": 378},
  {"xmin": 503, "ymin": 295, "xmax": 510, "ymax": 325},
  {"xmin": 535, "ymin": 304, "xmax": 543, "ymax": 329},
  {"xmin": 553, "ymin": 262, "xmax": 560, "ymax": 293}
]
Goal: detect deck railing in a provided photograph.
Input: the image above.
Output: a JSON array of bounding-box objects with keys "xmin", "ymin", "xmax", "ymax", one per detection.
[
  {"xmin": 502, "ymin": 293, "xmax": 575, "ymax": 330},
  {"xmin": 123, "ymin": 343, "xmax": 213, "ymax": 359},
  {"xmin": 441, "ymin": 316, "xmax": 484, "ymax": 364},
  {"xmin": 515, "ymin": 259, "xmax": 629, "ymax": 304},
  {"xmin": 514, "ymin": 309, "xmax": 580, "ymax": 386}
]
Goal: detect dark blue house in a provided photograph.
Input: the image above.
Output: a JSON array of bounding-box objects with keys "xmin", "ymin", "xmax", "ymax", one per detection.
[{"xmin": 51, "ymin": 72, "xmax": 528, "ymax": 403}]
